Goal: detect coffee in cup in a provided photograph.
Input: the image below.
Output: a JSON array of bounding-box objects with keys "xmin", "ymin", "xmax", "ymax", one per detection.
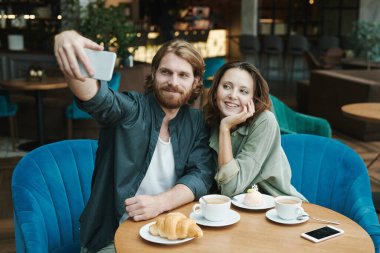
[
  {"xmin": 274, "ymin": 196, "xmax": 304, "ymax": 220},
  {"xmin": 192, "ymin": 194, "xmax": 231, "ymax": 222}
]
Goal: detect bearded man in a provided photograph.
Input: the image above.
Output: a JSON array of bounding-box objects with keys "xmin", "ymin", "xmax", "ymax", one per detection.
[{"xmin": 54, "ymin": 31, "xmax": 213, "ymax": 253}]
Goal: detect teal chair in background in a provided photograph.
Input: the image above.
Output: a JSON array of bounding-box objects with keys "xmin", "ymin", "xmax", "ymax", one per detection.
[
  {"xmin": 203, "ymin": 57, "xmax": 226, "ymax": 88},
  {"xmin": 270, "ymin": 94, "xmax": 332, "ymax": 137},
  {"xmin": 0, "ymin": 90, "xmax": 18, "ymax": 151},
  {"xmin": 193, "ymin": 57, "xmax": 226, "ymax": 109},
  {"xmin": 66, "ymin": 71, "xmax": 121, "ymax": 139}
]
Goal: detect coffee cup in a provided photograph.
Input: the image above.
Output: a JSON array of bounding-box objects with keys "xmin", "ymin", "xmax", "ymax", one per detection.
[
  {"xmin": 274, "ymin": 196, "xmax": 304, "ymax": 220},
  {"xmin": 192, "ymin": 194, "xmax": 231, "ymax": 222}
]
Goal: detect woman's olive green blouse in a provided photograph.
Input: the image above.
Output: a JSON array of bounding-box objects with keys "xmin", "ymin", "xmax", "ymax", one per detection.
[{"xmin": 209, "ymin": 110, "xmax": 306, "ymax": 201}]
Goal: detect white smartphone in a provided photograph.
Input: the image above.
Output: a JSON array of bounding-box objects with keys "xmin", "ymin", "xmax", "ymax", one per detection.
[
  {"xmin": 301, "ymin": 225, "xmax": 344, "ymax": 243},
  {"xmin": 78, "ymin": 48, "xmax": 117, "ymax": 81}
]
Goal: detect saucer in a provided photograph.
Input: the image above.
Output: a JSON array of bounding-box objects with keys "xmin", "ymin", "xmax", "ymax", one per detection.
[
  {"xmin": 232, "ymin": 193, "xmax": 275, "ymax": 210},
  {"xmin": 265, "ymin": 209, "xmax": 309, "ymax": 225},
  {"xmin": 190, "ymin": 210, "xmax": 240, "ymax": 227},
  {"xmin": 139, "ymin": 221, "xmax": 194, "ymax": 244}
]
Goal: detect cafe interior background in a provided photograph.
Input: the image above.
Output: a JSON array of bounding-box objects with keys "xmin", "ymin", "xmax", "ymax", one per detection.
[{"xmin": 1, "ymin": 0, "xmax": 380, "ymax": 252}]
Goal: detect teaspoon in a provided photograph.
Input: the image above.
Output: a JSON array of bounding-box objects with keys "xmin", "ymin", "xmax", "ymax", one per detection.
[
  {"xmin": 200, "ymin": 197, "xmax": 210, "ymax": 204},
  {"xmin": 297, "ymin": 214, "xmax": 340, "ymax": 225}
]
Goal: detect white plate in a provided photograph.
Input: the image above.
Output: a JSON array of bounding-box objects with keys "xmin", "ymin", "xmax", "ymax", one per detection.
[
  {"xmin": 139, "ymin": 221, "xmax": 194, "ymax": 244},
  {"xmin": 265, "ymin": 209, "xmax": 309, "ymax": 225},
  {"xmin": 232, "ymin": 193, "xmax": 275, "ymax": 210},
  {"xmin": 189, "ymin": 210, "xmax": 240, "ymax": 227}
]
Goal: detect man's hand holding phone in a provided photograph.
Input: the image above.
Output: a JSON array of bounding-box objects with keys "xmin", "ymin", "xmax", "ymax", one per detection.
[
  {"xmin": 54, "ymin": 30, "xmax": 104, "ymax": 81},
  {"xmin": 54, "ymin": 30, "xmax": 117, "ymax": 101}
]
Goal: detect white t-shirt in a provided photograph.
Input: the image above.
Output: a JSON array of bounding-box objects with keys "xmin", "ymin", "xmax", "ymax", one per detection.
[{"xmin": 120, "ymin": 137, "xmax": 176, "ymax": 223}]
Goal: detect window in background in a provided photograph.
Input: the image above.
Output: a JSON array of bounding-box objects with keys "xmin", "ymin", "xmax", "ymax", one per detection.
[
  {"xmin": 259, "ymin": 0, "xmax": 289, "ymax": 35},
  {"xmin": 343, "ymin": 0, "xmax": 359, "ymax": 7},
  {"xmin": 323, "ymin": 9, "xmax": 339, "ymax": 35},
  {"xmin": 319, "ymin": 0, "xmax": 359, "ymax": 37},
  {"xmin": 341, "ymin": 10, "xmax": 357, "ymax": 36},
  {"xmin": 257, "ymin": 0, "xmax": 359, "ymax": 39},
  {"xmin": 323, "ymin": 0, "xmax": 340, "ymax": 7}
]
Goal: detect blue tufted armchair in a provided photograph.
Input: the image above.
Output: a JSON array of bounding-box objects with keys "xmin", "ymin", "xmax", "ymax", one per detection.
[
  {"xmin": 281, "ymin": 134, "xmax": 380, "ymax": 251},
  {"xmin": 12, "ymin": 140, "xmax": 98, "ymax": 253},
  {"xmin": 203, "ymin": 57, "xmax": 226, "ymax": 88}
]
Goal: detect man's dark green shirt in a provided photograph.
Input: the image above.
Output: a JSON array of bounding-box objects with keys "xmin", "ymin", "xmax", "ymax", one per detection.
[{"xmin": 78, "ymin": 82, "xmax": 213, "ymax": 252}]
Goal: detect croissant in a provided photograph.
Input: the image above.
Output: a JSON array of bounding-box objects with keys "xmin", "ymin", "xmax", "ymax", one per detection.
[{"xmin": 149, "ymin": 212, "xmax": 203, "ymax": 240}]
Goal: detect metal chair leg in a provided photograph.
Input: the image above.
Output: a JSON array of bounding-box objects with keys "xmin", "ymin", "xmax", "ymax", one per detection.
[
  {"xmin": 9, "ymin": 116, "xmax": 17, "ymax": 151},
  {"xmin": 67, "ymin": 119, "xmax": 73, "ymax": 139}
]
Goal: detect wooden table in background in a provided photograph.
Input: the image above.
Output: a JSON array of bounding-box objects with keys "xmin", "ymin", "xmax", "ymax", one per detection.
[
  {"xmin": 341, "ymin": 58, "xmax": 380, "ymax": 70},
  {"xmin": 341, "ymin": 102, "xmax": 380, "ymax": 167},
  {"xmin": 341, "ymin": 103, "xmax": 380, "ymax": 124},
  {"xmin": 115, "ymin": 202, "xmax": 374, "ymax": 253},
  {"xmin": 342, "ymin": 102, "xmax": 380, "ymax": 212},
  {"xmin": 0, "ymin": 77, "xmax": 67, "ymax": 150}
]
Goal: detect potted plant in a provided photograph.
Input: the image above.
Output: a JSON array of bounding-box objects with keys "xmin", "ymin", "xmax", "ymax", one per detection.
[
  {"xmin": 350, "ymin": 20, "xmax": 380, "ymax": 69},
  {"xmin": 60, "ymin": 0, "xmax": 81, "ymax": 30},
  {"xmin": 79, "ymin": 0, "xmax": 137, "ymax": 66}
]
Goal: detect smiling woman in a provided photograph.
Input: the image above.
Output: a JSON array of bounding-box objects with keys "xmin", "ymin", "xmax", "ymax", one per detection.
[
  {"xmin": 215, "ymin": 68, "xmax": 255, "ymax": 119},
  {"xmin": 204, "ymin": 61, "xmax": 306, "ymax": 201}
]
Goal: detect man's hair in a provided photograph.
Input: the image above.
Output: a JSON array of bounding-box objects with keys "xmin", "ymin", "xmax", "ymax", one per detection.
[
  {"xmin": 144, "ymin": 39, "xmax": 205, "ymax": 104},
  {"xmin": 204, "ymin": 61, "xmax": 272, "ymax": 127}
]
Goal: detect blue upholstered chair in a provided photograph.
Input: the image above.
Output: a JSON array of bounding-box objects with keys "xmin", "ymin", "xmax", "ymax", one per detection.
[
  {"xmin": 285, "ymin": 35, "xmax": 309, "ymax": 82},
  {"xmin": 282, "ymin": 134, "xmax": 380, "ymax": 251},
  {"xmin": 270, "ymin": 94, "xmax": 332, "ymax": 137},
  {"xmin": 193, "ymin": 57, "xmax": 226, "ymax": 108},
  {"xmin": 203, "ymin": 57, "xmax": 226, "ymax": 88},
  {"xmin": 317, "ymin": 35, "xmax": 340, "ymax": 57},
  {"xmin": 66, "ymin": 71, "xmax": 121, "ymax": 138},
  {"xmin": 12, "ymin": 139, "xmax": 98, "ymax": 253},
  {"xmin": 239, "ymin": 34, "xmax": 261, "ymax": 66},
  {"xmin": 0, "ymin": 90, "xmax": 18, "ymax": 151},
  {"xmin": 261, "ymin": 35, "xmax": 285, "ymax": 79}
]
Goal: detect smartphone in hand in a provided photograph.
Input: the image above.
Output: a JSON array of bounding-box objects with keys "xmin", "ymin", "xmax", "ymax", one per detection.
[
  {"xmin": 79, "ymin": 48, "xmax": 117, "ymax": 81},
  {"xmin": 301, "ymin": 225, "xmax": 344, "ymax": 243}
]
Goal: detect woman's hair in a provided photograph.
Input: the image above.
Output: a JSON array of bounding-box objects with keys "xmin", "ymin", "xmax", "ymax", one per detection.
[
  {"xmin": 144, "ymin": 39, "xmax": 205, "ymax": 104},
  {"xmin": 204, "ymin": 61, "xmax": 271, "ymax": 127}
]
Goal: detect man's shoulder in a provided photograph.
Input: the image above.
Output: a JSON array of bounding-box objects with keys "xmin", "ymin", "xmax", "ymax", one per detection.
[
  {"xmin": 121, "ymin": 90, "xmax": 145, "ymax": 98},
  {"xmin": 118, "ymin": 90, "xmax": 150, "ymax": 104}
]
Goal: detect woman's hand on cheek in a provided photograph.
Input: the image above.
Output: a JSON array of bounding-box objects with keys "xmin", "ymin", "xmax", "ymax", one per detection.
[
  {"xmin": 220, "ymin": 102, "xmax": 254, "ymax": 131},
  {"xmin": 247, "ymin": 99, "xmax": 255, "ymax": 117}
]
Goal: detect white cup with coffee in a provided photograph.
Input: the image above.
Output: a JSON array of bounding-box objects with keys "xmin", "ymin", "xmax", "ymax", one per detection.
[
  {"xmin": 274, "ymin": 196, "xmax": 304, "ymax": 220},
  {"xmin": 192, "ymin": 194, "xmax": 231, "ymax": 222}
]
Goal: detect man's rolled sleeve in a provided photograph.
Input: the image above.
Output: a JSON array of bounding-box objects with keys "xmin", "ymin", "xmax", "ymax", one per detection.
[
  {"xmin": 215, "ymin": 159, "xmax": 240, "ymax": 184},
  {"xmin": 176, "ymin": 174, "xmax": 209, "ymax": 199}
]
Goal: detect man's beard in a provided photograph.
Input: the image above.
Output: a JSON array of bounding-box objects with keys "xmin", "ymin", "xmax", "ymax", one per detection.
[{"xmin": 153, "ymin": 83, "xmax": 193, "ymax": 109}]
